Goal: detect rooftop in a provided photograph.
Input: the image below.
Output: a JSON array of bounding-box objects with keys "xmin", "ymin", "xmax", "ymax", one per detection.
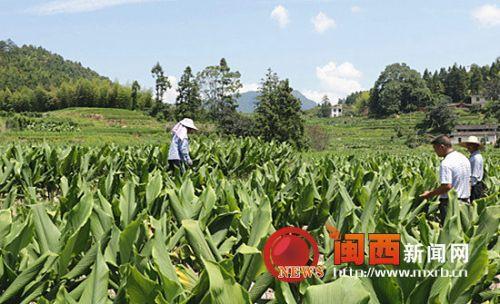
[
  {"xmin": 451, "ymin": 131, "xmax": 498, "ymax": 136},
  {"xmin": 454, "ymin": 124, "xmax": 498, "ymax": 131}
]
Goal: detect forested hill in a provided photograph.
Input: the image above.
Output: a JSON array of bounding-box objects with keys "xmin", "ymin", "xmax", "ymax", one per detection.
[{"xmin": 0, "ymin": 39, "xmax": 106, "ymax": 91}]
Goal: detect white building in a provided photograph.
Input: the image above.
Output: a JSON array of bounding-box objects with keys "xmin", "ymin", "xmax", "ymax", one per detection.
[
  {"xmin": 330, "ymin": 104, "xmax": 342, "ymax": 117},
  {"xmin": 451, "ymin": 124, "xmax": 498, "ymax": 145},
  {"xmin": 470, "ymin": 95, "xmax": 487, "ymax": 107}
]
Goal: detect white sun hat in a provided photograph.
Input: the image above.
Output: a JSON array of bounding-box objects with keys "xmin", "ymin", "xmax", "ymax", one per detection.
[
  {"xmin": 179, "ymin": 118, "xmax": 198, "ymax": 130},
  {"xmin": 459, "ymin": 135, "xmax": 483, "ymax": 147}
]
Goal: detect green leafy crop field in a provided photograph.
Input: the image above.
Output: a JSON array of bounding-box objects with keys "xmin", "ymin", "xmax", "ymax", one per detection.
[{"xmin": 0, "ymin": 137, "xmax": 498, "ymax": 303}]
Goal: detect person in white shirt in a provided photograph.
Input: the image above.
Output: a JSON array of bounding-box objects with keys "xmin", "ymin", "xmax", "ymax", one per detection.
[
  {"xmin": 420, "ymin": 135, "xmax": 471, "ymax": 225},
  {"xmin": 459, "ymin": 136, "xmax": 485, "ymax": 202}
]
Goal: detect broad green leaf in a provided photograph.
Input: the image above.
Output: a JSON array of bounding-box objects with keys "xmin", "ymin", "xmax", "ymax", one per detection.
[
  {"xmin": 152, "ymin": 237, "xmax": 183, "ymax": 302},
  {"xmin": 370, "ymin": 275, "xmax": 403, "ymax": 304},
  {"xmin": 201, "ymin": 260, "xmax": 251, "ymax": 304},
  {"xmin": 125, "ymin": 266, "xmax": 159, "ymax": 304},
  {"xmin": 239, "ymin": 198, "xmax": 271, "ymax": 289},
  {"xmin": 358, "ymin": 176, "xmax": 380, "ymax": 233},
  {"xmin": 448, "ymin": 243, "xmax": 489, "ymax": 303},
  {"xmin": 0, "ymin": 253, "xmax": 52, "ymax": 304},
  {"xmin": 119, "ymin": 181, "xmax": 136, "ymax": 228},
  {"xmin": 275, "ymin": 281, "xmax": 298, "ymax": 304},
  {"xmin": 248, "ymin": 272, "xmax": 274, "ymax": 303},
  {"xmin": 167, "ymin": 190, "xmax": 189, "ymax": 222},
  {"xmin": 146, "ymin": 172, "xmax": 162, "ymax": 205},
  {"xmin": 32, "ymin": 204, "xmax": 61, "ymax": 253},
  {"xmin": 119, "ymin": 218, "xmax": 141, "ymax": 264},
  {"xmin": 198, "ymin": 186, "xmax": 216, "ymax": 228},
  {"xmin": 303, "ymin": 277, "xmax": 371, "ymax": 304},
  {"xmin": 79, "ymin": 246, "xmax": 109, "ymax": 304},
  {"xmin": 55, "ymin": 285, "xmax": 77, "ymax": 304},
  {"xmin": 236, "ymin": 244, "xmax": 260, "ymax": 255},
  {"xmin": 407, "ymin": 277, "xmax": 435, "ymax": 304},
  {"xmin": 63, "ymin": 231, "xmax": 110, "ymax": 280},
  {"xmin": 428, "ymin": 277, "xmax": 451, "ymax": 304},
  {"xmin": 4, "ymin": 215, "xmax": 33, "ymax": 257},
  {"xmin": 182, "ymin": 219, "xmax": 217, "ymax": 262},
  {"xmin": 0, "ymin": 209, "xmax": 12, "ymax": 247}
]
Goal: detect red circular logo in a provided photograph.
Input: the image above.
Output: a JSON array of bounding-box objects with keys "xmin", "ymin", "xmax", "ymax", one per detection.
[{"xmin": 263, "ymin": 227, "xmax": 320, "ymax": 283}]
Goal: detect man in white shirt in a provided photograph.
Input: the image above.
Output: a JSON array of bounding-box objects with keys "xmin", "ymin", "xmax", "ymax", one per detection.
[
  {"xmin": 460, "ymin": 136, "xmax": 485, "ymax": 202},
  {"xmin": 420, "ymin": 135, "xmax": 471, "ymax": 225}
]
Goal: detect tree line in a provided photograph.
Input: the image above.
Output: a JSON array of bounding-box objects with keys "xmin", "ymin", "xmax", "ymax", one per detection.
[
  {"xmin": 0, "ymin": 39, "xmax": 306, "ymax": 148},
  {"xmin": 0, "ymin": 78, "xmax": 153, "ymax": 112},
  {"xmin": 0, "ymin": 40, "xmax": 105, "ymax": 91},
  {"xmin": 3, "ymin": 39, "xmax": 497, "ymax": 148},
  {"xmin": 338, "ymin": 59, "xmax": 500, "ymax": 118},
  {"xmin": 0, "ymin": 40, "xmax": 154, "ymax": 112},
  {"xmin": 160, "ymin": 59, "xmax": 305, "ymax": 148}
]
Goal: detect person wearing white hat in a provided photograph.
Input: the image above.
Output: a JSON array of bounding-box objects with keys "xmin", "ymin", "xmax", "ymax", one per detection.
[
  {"xmin": 167, "ymin": 118, "xmax": 198, "ymax": 172},
  {"xmin": 459, "ymin": 136, "xmax": 485, "ymax": 202}
]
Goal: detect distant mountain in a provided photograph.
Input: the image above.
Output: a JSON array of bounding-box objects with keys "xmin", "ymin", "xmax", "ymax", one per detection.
[
  {"xmin": 292, "ymin": 90, "xmax": 318, "ymax": 110},
  {"xmin": 237, "ymin": 90, "xmax": 318, "ymax": 113},
  {"xmin": 237, "ymin": 91, "xmax": 260, "ymax": 113},
  {"xmin": 0, "ymin": 39, "xmax": 106, "ymax": 92}
]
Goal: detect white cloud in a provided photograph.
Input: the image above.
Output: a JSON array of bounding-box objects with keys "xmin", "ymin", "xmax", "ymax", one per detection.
[
  {"xmin": 302, "ymin": 90, "xmax": 337, "ymax": 104},
  {"xmin": 312, "ymin": 61, "xmax": 363, "ymax": 102},
  {"xmin": 351, "ymin": 6, "xmax": 361, "ymax": 13},
  {"xmin": 317, "ymin": 61, "xmax": 362, "ymax": 79},
  {"xmin": 312, "ymin": 12, "xmax": 336, "ymax": 33},
  {"xmin": 240, "ymin": 83, "xmax": 259, "ymax": 93},
  {"xmin": 30, "ymin": 0, "xmax": 160, "ymax": 15},
  {"xmin": 271, "ymin": 5, "xmax": 290, "ymax": 28},
  {"xmin": 471, "ymin": 4, "xmax": 500, "ymax": 27},
  {"xmin": 163, "ymin": 76, "xmax": 178, "ymax": 104}
]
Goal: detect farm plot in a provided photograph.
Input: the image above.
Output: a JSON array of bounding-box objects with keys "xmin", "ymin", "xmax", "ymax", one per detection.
[{"xmin": 0, "ymin": 138, "xmax": 498, "ymax": 303}]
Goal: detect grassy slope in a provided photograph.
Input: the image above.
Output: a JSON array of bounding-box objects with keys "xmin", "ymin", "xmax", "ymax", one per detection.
[
  {"xmin": 0, "ymin": 107, "xmax": 495, "ymax": 156},
  {"xmin": 307, "ymin": 113, "xmax": 424, "ymax": 151},
  {"xmin": 0, "ymin": 108, "xmax": 168, "ymax": 145},
  {"xmin": 304, "ymin": 109, "xmax": 499, "ymax": 157}
]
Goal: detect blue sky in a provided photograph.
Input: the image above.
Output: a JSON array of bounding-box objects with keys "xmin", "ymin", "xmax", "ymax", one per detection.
[{"xmin": 1, "ymin": 0, "xmax": 499, "ymax": 103}]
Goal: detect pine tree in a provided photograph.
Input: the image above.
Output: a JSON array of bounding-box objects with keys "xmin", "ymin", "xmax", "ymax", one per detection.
[
  {"xmin": 255, "ymin": 69, "xmax": 305, "ymax": 148},
  {"xmin": 318, "ymin": 95, "xmax": 332, "ymax": 118},
  {"xmin": 444, "ymin": 64, "xmax": 468, "ymax": 102},
  {"xmin": 175, "ymin": 66, "xmax": 202, "ymax": 120},
  {"xmin": 490, "ymin": 58, "xmax": 500, "ymax": 79},
  {"xmin": 422, "ymin": 69, "xmax": 432, "ymax": 87},
  {"xmin": 151, "ymin": 62, "xmax": 171, "ymax": 104},
  {"xmin": 131, "ymin": 81, "xmax": 140, "ymax": 110},
  {"xmin": 428, "ymin": 71, "xmax": 445, "ymax": 95}
]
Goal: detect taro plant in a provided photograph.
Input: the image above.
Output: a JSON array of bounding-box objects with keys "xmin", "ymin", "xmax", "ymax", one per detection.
[{"xmin": 0, "ymin": 139, "xmax": 498, "ymax": 303}]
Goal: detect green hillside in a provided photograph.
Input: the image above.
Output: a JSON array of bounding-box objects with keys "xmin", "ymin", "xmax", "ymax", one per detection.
[
  {"xmin": 0, "ymin": 39, "xmax": 106, "ymax": 91},
  {"xmin": 0, "ymin": 108, "xmax": 167, "ymax": 145},
  {"xmin": 0, "ymin": 40, "xmax": 153, "ymax": 113},
  {"xmin": 305, "ymin": 108, "xmax": 493, "ymax": 153},
  {"xmin": 0, "ymin": 107, "xmax": 493, "ymax": 154}
]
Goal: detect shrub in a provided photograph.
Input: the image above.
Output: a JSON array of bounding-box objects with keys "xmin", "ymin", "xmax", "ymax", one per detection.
[
  {"xmin": 417, "ymin": 101, "xmax": 457, "ymax": 134},
  {"xmin": 5, "ymin": 114, "xmax": 80, "ymax": 132},
  {"xmin": 306, "ymin": 125, "xmax": 332, "ymax": 151},
  {"xmin": 217, "ymin": 111, "xmax": 257, "ymax": 137}
]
